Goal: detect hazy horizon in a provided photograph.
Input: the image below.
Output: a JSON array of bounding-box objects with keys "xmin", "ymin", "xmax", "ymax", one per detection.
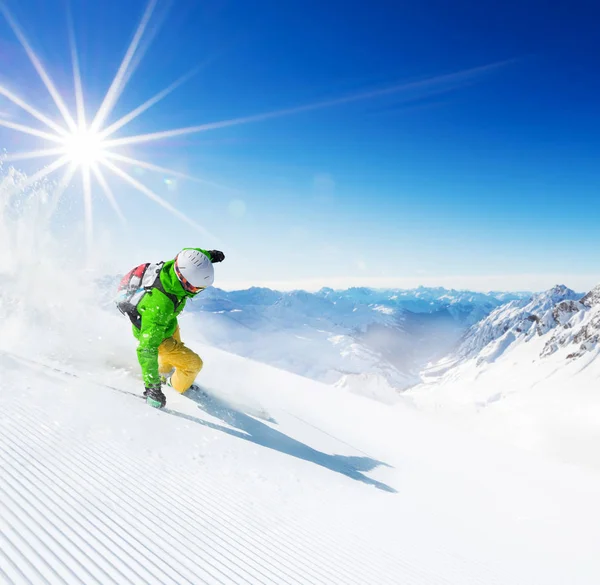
[{"xmin": 215, "ymin": 274, "xmax": 595, "ymax": 294}]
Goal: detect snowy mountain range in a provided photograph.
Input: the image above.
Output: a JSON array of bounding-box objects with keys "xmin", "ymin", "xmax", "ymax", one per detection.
[
  {"xmin": 182, "ymin": 285, "xmax": 529, "ymax": 397},
  {"xmin": 410, "ymin": 283, "xmax": 600, "ymax": 467},
  {"xmin": 428, "ymin": 284, "xmax": 593, "ymax": 370}
]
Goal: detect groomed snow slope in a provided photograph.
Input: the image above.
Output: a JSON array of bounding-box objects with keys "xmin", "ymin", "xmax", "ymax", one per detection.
[{"xmin": 2, "ymin": 339, "xmax": 600, "ymax": 585}]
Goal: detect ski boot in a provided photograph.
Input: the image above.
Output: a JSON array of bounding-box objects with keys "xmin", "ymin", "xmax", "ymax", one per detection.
[{"xmin": 144, "ymin": 386, "xmax": 166, "ymax": 409}]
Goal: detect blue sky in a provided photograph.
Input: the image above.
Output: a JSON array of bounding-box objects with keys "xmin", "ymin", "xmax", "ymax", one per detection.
[{"xmin": 0, "ymin": 0, "xmax": 599, "ymax": 291}]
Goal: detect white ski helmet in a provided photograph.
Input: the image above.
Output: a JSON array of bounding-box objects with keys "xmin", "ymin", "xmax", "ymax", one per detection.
[{"xmin": 174, "ymin": 249, "xmax": 214, "ymax": 291}]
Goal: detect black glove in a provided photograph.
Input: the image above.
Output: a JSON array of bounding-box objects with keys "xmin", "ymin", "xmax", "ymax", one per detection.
[{"xmin": 208, "ymin": 250, "xmax": 225, "ymax": 263}]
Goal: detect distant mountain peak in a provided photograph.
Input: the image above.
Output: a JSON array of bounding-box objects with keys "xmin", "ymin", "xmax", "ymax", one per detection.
[
  {"xmin": 442, "ymin": 282, "xmax": 599, "ymax": 368},
  {"xmin": 581, "ymin": 284, "xmax": 600, "ymax": 307},
  {"xmin": 534, "ymin": 284, "xmax": 578, "ymax": 303}
]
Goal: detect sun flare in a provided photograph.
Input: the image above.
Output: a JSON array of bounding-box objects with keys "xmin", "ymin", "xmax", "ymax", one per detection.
[{"xmin": 61, "ymin": 127, "xmax": 107, "ymax": 167}]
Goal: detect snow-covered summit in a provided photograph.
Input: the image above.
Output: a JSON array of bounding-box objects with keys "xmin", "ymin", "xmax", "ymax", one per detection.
[
  {"xmin": 542, "ymin": 286, "xmax": 600, "ymax": 359},
  {"xmin": 581, "ymin": 283, "xmax": 600, "ymax": 308},
  {"xmin": 448, "ymin": 284, "xmax": 581, "ymax": 362}
]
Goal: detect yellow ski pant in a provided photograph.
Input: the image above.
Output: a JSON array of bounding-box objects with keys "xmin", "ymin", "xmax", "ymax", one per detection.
[{"xmin": 157, "ymin": 327, "xmax": 203, "ymax": 393}]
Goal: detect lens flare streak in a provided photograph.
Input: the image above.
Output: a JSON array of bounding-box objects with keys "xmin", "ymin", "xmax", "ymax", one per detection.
[
  {"xmin": 45, "ymin": 163, "xmax": 78, "ymax": 218},
  {"xmin": 100, "ymin": 158, "xmax": 216, "ymax": 240},
  {"xmin": 2, "ymin": 148, "xmax": 67, "ymax": 163},
  {"xmin": 0, "ymin": 118, "xmax": 65, "ymax": 143},
  {"xmin": 67, "ymin": 9, "xmax": 86, "ymax": 128},
  {"xmin": 0, "ymin": 2, "xmax": 77, "ymax": 132},
  {"xmin": 19, "ymin": 155, "xmax": 71, "ymax": 193},
  {"xmin": 98, "ymin": 68, "xmax": 198, "ymax": 140},
  {"xmin": 81, "ymin": 163, "xmax": 93, "ymax": 251},
  {"xmin": 0, "ymin": 85, "xmax": 67, "ymax": 135},
  {"xmin": 89, "ymin": 0, "xmax": 158, "ymax": 133},
  {"xmin": 90, "ymin": 163, "xmax": 126, "ymax": 225},
  {"xmin": 103, "ymin": 151, "xmax": 240, "ymax": 193}
]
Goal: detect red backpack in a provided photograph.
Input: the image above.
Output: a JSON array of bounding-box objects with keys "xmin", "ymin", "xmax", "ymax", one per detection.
[{"xmin": 116, "ymin": 262, "xmax": 176, "ymax": 328}]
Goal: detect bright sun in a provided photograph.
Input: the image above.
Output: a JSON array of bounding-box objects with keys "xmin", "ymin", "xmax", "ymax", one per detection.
[{"xmin": 61, "ymin": 127, "xmax": 106, "ymax": 167}]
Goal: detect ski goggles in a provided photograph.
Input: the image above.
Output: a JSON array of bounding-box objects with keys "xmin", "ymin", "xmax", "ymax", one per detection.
[{"xmin": 174, "ymin": 262, "xmax": 206, "ymax": 294}]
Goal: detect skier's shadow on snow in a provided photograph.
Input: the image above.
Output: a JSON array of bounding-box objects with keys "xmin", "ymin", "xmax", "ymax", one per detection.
[{"xmin": 173, "ymin": 389, "xmax": 397, "ymax": 493}]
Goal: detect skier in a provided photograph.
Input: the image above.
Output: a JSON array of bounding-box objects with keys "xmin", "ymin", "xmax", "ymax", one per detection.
[{"xmin": 116, "ymin": 248, "xmax": 225, "ymax": 408}]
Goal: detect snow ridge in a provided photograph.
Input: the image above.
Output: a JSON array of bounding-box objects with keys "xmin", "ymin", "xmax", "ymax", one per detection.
[
  {"xmin": 542, "ymin": 284, "xmax": 600, "ymax": 359},
  {"xmin": 450, "ymin": 284, "xmax": 583, "ymax": 362}
]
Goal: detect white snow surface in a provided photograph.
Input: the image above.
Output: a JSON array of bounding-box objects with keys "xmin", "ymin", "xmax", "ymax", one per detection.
[{"xmin": 2, "ymin": 178, "xmax": 600, "ymax": 584}]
